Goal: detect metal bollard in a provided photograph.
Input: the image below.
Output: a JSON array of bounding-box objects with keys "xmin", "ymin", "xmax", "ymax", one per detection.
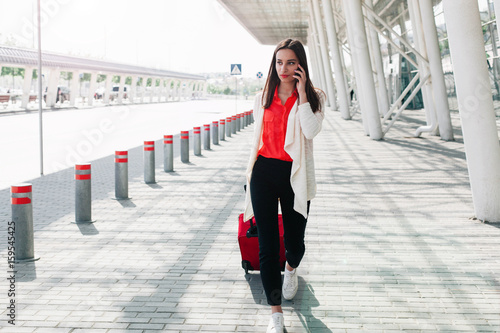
[
  {"xmin": 239, "ymin": 113, "xmax": 244, "ymax": 130},
  {"xmin": 180, "ymin": 130, "xmax": 189, "ymax": 163},
  {"xmin": 203, "ymin": 124, "xmax": 211, "ymax": 150},
  {"xmin": 226, "ymin": 117, "xmax": 232, "ymax": 138},
  {"xmin": 212, "ymin": 121, "xmax": 219, "ymax": 145},
  {"xmin": 144, "ymin": 141, "xmax": 155, "ymax": 184},
  {"xmin": 193, "ymin": 126, "xmax": 201, "ymax": 156},
  {"xmin": 245, "ymin": 111, "xmax": 249, "ymax": 127},
  {"xmin": 232, "ymin": 115, "xmax": 237, "ymax": 134},
  {"xmin": 163, "ymin": 135, "xmax": 173, "ymax": 172},
  {"xmin": 114, "ymin": 150, "xmax": 130, "ymax": 200},
  {"xmin": 74, "ymin": 163, "xmax": 95, "ymax": 223},
  {"xmin": 250, "ymin": 110, "xmax": 254, "ymax": 123},
  {"xmin": 11, "ymin": 184, "xmax": 39, "ymax": 262},
  {"xmin": 236, "ymin": 114, "xmax": 241, "ymax": 132},
  {"xmin": 219, "ymin": 119, "xmax": 225, "ymax": 141}
]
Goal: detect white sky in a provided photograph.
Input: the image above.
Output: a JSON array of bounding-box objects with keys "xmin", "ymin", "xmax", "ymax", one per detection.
[{"xmin": 0, "ymin": 0, "xmax": 277, "ymax": 78}]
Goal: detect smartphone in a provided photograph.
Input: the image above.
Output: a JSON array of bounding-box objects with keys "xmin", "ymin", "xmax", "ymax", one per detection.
[{"xmin": 295, "ymin": 66, "xmax": 302, "ymax": 81}]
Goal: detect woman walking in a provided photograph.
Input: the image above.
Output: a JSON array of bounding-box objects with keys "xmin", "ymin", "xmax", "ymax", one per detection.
[{"xmin": 244, "ymin": 38, "xmax": 325, "ymax": 333}]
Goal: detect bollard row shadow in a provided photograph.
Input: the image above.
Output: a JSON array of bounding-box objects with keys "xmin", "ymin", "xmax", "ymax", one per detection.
[{"xmin": 0, "ymin": 112, "xmax": 255, "ymax": 257}]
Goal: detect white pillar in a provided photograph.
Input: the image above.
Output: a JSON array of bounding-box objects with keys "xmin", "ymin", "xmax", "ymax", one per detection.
[
  {"xmin": 307, "ymin": 30, "xmax": 320, "ymax": 86},
  {"xmin": 150, "ymin": 78, "xmax": 157, "ymax": 103},
  {"xmin": 365, "ymin": 0, "xmax": 390, "ymax": 117},
  {"xmin": 322, "ymin": 0, "xmax": 350, "ymax": 119},
  {"xmin": 311, "ymin": 0, "xmax": 337, "ymax": 109},
  {"xmin": 408, "ymin": 0, "xmax": 436, "ymax": 134},
  {"xmin": 129, "ymin": 75, "xmax": 137, "ymax": 103},
  {"xmin": 495, "ymin": 0, "xmax": 500, "ymax": 39},
  {"xmin": 46, "ymin": 69, "xmax": 59, "ymax": 107},
  {"xmin": 342, "ymin": 0, "xmax": 383, "ymax": 139},
  {"xmin": 102, "ymin": 74, "xmax": 112, "ymax": 104},
  {"xmin": 202, "ymin": 81, "xmax": 208, "ymax": 98},
  {"xmin": 158, "ymin": 79, "xmax": 165, "ymax": 102},
  {"xmin": 86, "ymin": 72, "xmax": 97, "ymax": 106},
  {"xmin": 342, "ymin": 0, "xmax": 369, "ymax": 135},
  {"xmin": 116, "ymin": 75, "xmax": 125, "ymax": 104},
  {"xmin": 165, "ymin": 79, "xmax": 172, "ymax": 101},
  {"xmin": 21, "ymin": 66, "xmax": 34, "ymax": 109},
  {"xmin": 150, "ymin": 78, "xmax": 156, "ymax": 102},
  {"xmin": 69, "ymin": 70, "xmax": 80, "ymax": 106},
  {"xmin": 443, "ymin": 0, "xmax": 500, "ymax": 222},
  {"xmin": 308, "ymin": 17, "xmax": 328, "ymax": 94},
  {"xmin": 140, "ymin": 77, "xmax": 146, "ymax": 103},
  {"xmin": 419, "ymin": 0, "xmax": 454, "ymax": 141},
  {"xmin": 174, "ymin": 80, "xmax": 179, "ymax": 101}
]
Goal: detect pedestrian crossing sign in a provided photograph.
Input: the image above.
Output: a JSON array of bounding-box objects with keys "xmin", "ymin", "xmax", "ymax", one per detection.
[{"xmin": 231, "ymin": 64, "xmax": 242, "ymax": 75}]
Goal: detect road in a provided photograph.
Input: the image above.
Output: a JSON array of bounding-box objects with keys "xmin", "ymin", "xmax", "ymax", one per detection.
[{"xmin": 0, "ymin": 98, "xmax": 254, "ymax": 190}]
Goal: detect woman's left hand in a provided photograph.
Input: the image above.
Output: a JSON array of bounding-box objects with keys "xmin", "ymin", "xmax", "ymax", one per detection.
[{"xmin": 294, "ymin": 64, "xmax": 308, "ymax": 104}]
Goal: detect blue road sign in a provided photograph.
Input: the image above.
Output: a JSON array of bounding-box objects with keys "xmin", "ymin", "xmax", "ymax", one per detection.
[{"xmin": 231, "ymin": 64, "xmax": 242, "ymax": 75}]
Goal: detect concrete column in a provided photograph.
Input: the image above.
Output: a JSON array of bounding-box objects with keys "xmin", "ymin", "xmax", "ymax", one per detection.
[
  {"xmin": 177, "ymin": 81, "xmax": 183, "ymax": 101},
  {"xmin": 203, "ymin": 81, "xmax": 208, "ymax": 98},
  {"xmin": 21, "ymin": 66, "xmax": 34, "ymax": 109},
  {"xmin": 365, "ymin": 0, "xmax": 390, "ymax": 118},
  {"xmin": 341, "ymin": 0, "xmax": 383, "ymax": 140},
  {"xmin": 87, "ymin": 72, "xmax": 98, "ymax": 106},
  {"xmin": 335, "ymin": 13, "xmax": 352, "ymax": 108},
  {"xmin": 149, "ymin": 78, "xmax": 156, "ymax": 103},
  {"xmin": 307, "ymin": 30, "xmax": 320, "ymax": 86},
  {"xmin": 140, "ymin": 77, "xmax": 146, "ymax": 103},
  {"xmin": 117, "ymin": 75, "xmax": 124, "ymax": 104},
  {"xmin": 342, "ymin": 0, "xmax": 369, "ymax": 135},
  {"xmin": 494, "ymin": 0, "xmax": 500, "ymax": 41},
  {"xmin": 311, "ymin": 0, "xmax": 337, "ymax": 109},
  {"xmin": 408, "ymin": 0, "xmax": 436, "ymax": 134},
  {"xmin": 129, "ymin": 75, "xmax": 137, "ymax": 103},
  {"xmin": 103, "ymin": 74, "xmax": 113, "ymax": 104},
  {"xmin": 145, "ymin": 77, "xmax": 151, "ymax": 103},
  {"xmin": 166, "ymin": 79, "xmax": 171, "ymax": 101},
  {"xmin": 69, "ymin": 70, "xmax": 80, "ymax": 106},
  {"xmin": 45, "ymin": 69, "xmax": 59, "ymax": 107},
  {"xmin": 322, "ymin": 0, "xmax": 350, "ymax": 119},
  {"xmin": 419, "ymin": 0, "xmax": 454, "ymax": 141},
  {"xmin": 159, "ymin": 79, "xmax": 166, "ymax": 102},
  {"xmin": 443, "ymin": 0, "xmax": 500, "ymax": 222},
  {"xmin": 308, "ymin": 17, "xmax": 328, "ymax": 94}
]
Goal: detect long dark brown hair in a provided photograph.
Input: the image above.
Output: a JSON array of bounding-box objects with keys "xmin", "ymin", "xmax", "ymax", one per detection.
[{"xmin": 262, "ymin": 38, "xmax": 323, "ymax": 113}]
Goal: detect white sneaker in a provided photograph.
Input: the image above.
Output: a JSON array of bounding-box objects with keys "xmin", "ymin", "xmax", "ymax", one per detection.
[
  {"xmin": 282, "ymin": 266, "xmax": 298, "ymax": 300},
  {"xmin": 266, "ymin": 312, "xmax": 284, "ymax": 333}
]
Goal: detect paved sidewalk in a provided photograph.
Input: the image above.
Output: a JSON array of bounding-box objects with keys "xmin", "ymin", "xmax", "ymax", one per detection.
[{"xmin": 0, "ymin": 108, "xmax": 499, "ymax": 332}]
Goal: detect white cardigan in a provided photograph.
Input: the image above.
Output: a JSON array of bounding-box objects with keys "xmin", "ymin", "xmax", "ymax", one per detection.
[{"xmin": 244, "ymin": 91, "xmax": 325, "ymax": 220}]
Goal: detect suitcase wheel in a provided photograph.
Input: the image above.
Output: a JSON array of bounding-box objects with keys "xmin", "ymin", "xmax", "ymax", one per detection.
[{"xmin": 242, "ymin": 260, "xmax": 253, "ymax": 274}]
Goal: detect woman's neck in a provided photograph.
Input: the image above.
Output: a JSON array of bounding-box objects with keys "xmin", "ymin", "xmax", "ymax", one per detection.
[{"xmin": 277, "ymin": 81, "xmax": 296, "ymax": 96}]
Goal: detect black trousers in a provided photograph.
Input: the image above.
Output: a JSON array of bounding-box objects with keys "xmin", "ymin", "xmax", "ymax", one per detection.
[{"xmin": 250, "ymin": 155, "xmax": 310, "ymax": 306}]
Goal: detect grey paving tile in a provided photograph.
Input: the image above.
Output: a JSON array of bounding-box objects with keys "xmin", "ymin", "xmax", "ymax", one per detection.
[{"xmin": 0, "ymin": 108, "xmax": 498, "ymax": 332}]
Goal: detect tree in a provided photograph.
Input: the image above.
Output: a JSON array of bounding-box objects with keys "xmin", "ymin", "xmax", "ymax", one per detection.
[
  {"xmin": 80, "ymin": 73, "xmax": 91, "ymax": 82},
  {"xmin": 60, "ymin": 71, "xmax": 73, "ymax": 87},
  {"xmin": 1, "ymin": 67, "xmax": 24, "ymax": 90}
]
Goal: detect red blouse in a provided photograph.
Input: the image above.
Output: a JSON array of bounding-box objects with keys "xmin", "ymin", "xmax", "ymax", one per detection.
[{"xmin": 258, "ymin": 87, "xmax": 298, "ymax": 162}]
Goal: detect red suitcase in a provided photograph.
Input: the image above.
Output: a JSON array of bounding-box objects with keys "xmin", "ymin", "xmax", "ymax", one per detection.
[{"xmin": 238, "ymin": 213, "xmax": 286, "ymax": 274}]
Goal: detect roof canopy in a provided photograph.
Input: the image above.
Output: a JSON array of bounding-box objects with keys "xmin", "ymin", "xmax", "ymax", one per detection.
[
  {"xmin": 216, "ymin": 0, "xmax": 435, "ymax": 46},
  {"xmin": 0, "ymin": 46, "xmax": 205, "ymax": 81}
]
